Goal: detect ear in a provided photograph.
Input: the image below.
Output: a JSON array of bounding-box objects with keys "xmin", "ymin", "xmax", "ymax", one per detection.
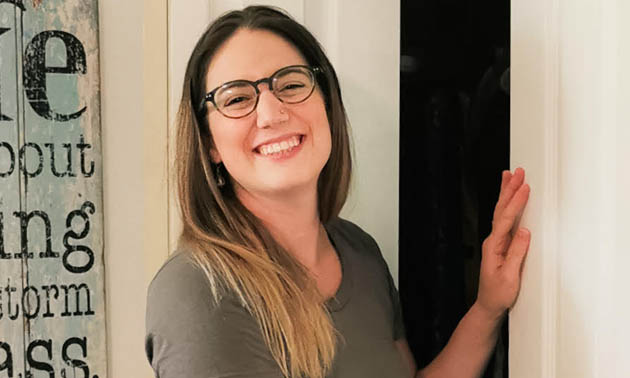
[
  {"xmin": 203, "ymin": 131, "xmax": 222, "ymax": 164},
  {"xmin": 209, "ymin": 146, "xmax": 222, "ymax": 164}
]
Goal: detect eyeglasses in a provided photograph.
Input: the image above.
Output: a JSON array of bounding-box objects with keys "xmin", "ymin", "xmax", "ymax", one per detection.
[{"xmin": 201, "ymin": 65, "xmax": 321, "ymax": 119}]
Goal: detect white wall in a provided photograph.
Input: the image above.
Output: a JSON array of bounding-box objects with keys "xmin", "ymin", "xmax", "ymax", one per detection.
[
  {"xmin": 327, "ymin": 1, "xmax": 400, "ymax": 283},
  {"xmin": 99, "ymin": 1, "xmax": 398, "ymax": 376},
  {"xmin": 100, "ymin": 0, "xmax": 168, "ymax": 377},
  {"xmin": 99, "ymin": 0, "xmax": 399, "ymax": 378},
  {"xmin": 510, "ymin": 0, "xmax": 630, "ymax": 377},
  {"xmin": 100, "ymin": 1, "xmax": 398, "ymax": 376}
]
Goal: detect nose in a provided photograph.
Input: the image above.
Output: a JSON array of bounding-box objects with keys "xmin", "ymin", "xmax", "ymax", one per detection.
[{"xmin": 255, "ymin": 86, "xmax": 289, "ymax": 128}]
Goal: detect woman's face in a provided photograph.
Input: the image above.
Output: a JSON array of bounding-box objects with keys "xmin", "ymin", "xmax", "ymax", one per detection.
[{"xmin": 204, "ymin": 29, "xmax": 332, "ymax": 199}]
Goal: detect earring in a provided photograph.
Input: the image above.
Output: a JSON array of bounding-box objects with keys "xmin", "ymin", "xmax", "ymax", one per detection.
[{"xmin": 215, "ymin": 163, "xmax": 226, "ymax": 187}]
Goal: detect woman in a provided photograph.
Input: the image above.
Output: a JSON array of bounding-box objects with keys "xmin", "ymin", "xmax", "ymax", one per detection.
[{"xmin": 145, "ymin": 6, "xmax": 531, "ymax": 378}]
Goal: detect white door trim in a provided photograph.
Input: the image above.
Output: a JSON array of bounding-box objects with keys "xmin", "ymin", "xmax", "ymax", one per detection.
[
  {"xmin": 511, "ymin": 0, "xmax": 630, "ymax": 376},
  {"xmin": 510, "ymin": 0, "xmax": 561, "ymax": 376}
]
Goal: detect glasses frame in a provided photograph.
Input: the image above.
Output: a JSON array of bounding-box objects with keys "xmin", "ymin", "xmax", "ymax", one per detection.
[{"xmin": 201, "ymin": 65, "xmax": 322, "ymax": 119}]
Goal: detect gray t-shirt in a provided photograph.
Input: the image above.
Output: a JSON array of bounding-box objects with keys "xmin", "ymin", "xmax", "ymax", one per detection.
[{"xmin": 145, "ymin": 218, "xmax": 410, "ymax": 378}]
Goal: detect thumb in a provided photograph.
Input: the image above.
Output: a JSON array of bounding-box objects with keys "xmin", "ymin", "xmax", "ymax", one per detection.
[{"xmin": 504, "ymin": 228, "xmax": 531, "ymax": 277}]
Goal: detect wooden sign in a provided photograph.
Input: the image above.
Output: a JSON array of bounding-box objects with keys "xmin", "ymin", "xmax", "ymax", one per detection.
[{"xmin": 0, "ymin": 1, "xmax": 107, "ymax": 377}]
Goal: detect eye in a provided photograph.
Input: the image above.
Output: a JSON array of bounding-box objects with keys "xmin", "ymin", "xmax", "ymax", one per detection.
[
  {"xmin": 216, "ymin": 83, "xmax": 256, "ymax": 109},
  {"xmin": 224, "ymin": 95, "xmax": 251, "ymax": 107},
  {"xmin": 276, "ymin": 82, "xmax": 308, "ymax": 98},
  {"xmin": 278, "ymin": 82, "xmax": 306, "ymax": 92}
]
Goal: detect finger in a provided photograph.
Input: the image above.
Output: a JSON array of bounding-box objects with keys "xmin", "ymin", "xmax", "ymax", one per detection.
[
  {"xmin": 492, "ymin": 182, "xmax": 530, "ymax": 238},
  {"xmin": 494, "ymin": 170, "xmax": 514, "ymax": 226},
  {"xmin": 495, "ymin": 168, "xmax": 524, "ymax": 216},
  {"xmin": 493, "ymin": 168, "xmax": 525, "ymax": 222},
  {"xmin": 504, "ymin": 228, "xmax": 531, "ymax": 277},
  {"xmin": 500, "ymin": 170, "xmax": 512, "ymax": 193},
  {"xmin": 483, "ymin": 233, "xmax": 512, "ymax": 259}
]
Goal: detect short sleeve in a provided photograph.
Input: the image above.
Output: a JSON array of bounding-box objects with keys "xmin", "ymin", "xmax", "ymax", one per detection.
[
  {"xmin": 328, "ymin": 218, "xmax": 408, "ymax": 341},
  {"xmin": 145, "ymin": 252, "xmax": 283, "ymax": 378},
  {"xmin": 353, "ymin": 222, "xmax": 407, "ymax": 341},
  {"xmin": 386, "ymin": 269, "xmax": 407, "ymax": 341}
]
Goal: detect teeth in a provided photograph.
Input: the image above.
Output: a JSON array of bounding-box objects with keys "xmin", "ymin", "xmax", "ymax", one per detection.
[{"xmin": 259, "ymin": 136, "xmax": 301, "ymax": 156}]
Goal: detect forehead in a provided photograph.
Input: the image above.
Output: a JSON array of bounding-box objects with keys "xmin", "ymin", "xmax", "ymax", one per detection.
[{"xmin": 205, "ymin": 29, "xmax": 308, "ymax": 90}]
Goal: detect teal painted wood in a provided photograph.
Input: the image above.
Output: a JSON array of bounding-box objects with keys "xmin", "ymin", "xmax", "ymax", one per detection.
[{"xmin": 0, "ymin": 1, "xmax": 107, "ymax": 377}]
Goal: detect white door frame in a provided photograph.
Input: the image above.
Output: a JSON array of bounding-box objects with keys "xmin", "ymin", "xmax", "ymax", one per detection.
[{"xmin": 510, "ymin": 0, "xmax": 630, "ymax": 376}]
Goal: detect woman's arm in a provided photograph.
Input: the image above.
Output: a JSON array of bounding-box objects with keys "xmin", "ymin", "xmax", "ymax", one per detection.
[
  {"xmin": 394, "ymin": 306, "xmax": 502, "ymax": 378},
  {"xmin": 399, "ymin": 168, "xmax": 531, "ymax": 378},
  {"xmin": 415, "ymin": 303, "xmax": 503, "ymax": 378}
]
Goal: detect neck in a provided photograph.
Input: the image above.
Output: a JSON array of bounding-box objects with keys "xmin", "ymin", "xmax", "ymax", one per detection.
[{"xmin": 235, "ymin": 185, "xmax": 330, "ymax": 269}]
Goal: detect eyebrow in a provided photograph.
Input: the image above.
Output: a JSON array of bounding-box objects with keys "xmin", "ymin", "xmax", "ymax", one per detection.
[{"xmin": 207, "ymin": 62, "xmax": 308, "ymax": 89}]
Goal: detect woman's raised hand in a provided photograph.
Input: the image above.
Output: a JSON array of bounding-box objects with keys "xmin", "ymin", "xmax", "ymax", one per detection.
[{"xmin": 475, "ymin": 167, "xmax": 531, "ymax": 320}]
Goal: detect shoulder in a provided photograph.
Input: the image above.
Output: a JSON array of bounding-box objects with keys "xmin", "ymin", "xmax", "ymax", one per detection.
[
  {"xmin": 146, "ymin": 249, "xmax": 245, "ymax": 331},
  {"xmin": 325, "ymin": 217, "xmax": 382, "ymax": 257},
  {"xmin": 145, "ymin": 251, "xmax": 281, "ymax": 377},
  {"xmin": 147, "ymin": 251, "xmax": 220, "ymax": 313},
  {"xmin": 148, "ymin": 251, "xmax": 203, "ymax": 293},
  {"xmin": 325, "ymin": 217, "xmax": 395, "ymax": 290},
  {"xmin": 145, "ymin": 251, "xmax": 225, "ymax": 340}
]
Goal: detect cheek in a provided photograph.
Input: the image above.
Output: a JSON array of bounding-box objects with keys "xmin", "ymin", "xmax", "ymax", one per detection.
[
  {"xmin": 317, "ymin": 118, "xmax": 332, "ymax": 151},
  {"xmin": 208, "ymin": 117, "xmax": 253, "ymax": 163},
  {"xmin": 305, "ymin": 92, "xmax": 332, "ymax": 141},
  {"xmin": 312, "ymin": 107, "xmax": 332, "ymax": 154}
]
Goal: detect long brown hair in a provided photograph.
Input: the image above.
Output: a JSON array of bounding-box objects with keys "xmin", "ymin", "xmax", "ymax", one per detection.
[{"xmin": 174, "ymin": 5, "xmax": 352, "ymax": 378}]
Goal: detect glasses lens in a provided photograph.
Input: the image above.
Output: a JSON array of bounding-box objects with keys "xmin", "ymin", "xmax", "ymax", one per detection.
[
  {"xmin": 272, "ymin": 67, "xmax": 315, "ymax": 104},
  {"xmin": 214, "ymin": 82, "xmax": 257, "ymax": 117}
]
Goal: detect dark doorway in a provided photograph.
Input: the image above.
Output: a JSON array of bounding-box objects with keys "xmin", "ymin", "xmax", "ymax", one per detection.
[{"xmin": 398, "ymin": 1, "xmax": 510, "ymax": 377}]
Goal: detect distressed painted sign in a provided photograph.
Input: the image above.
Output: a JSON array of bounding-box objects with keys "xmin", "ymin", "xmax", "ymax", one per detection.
[{"xmin": 0, "ymin": 1, "xmax": 106, "ymax": 377}]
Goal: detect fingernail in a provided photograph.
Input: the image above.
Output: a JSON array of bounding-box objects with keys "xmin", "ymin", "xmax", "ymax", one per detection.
[{"xmin": 518, "ymin": 228, "xmax": 530, "ymax": 237}]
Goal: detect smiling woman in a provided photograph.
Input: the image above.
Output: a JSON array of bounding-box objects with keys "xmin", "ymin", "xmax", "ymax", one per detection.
[
  {"xmin": 145, "ymin": 7, "xmax": 366, "ymax": 378},
  {"xmin": 144, "ymin": 5, "xmax": 531, "ymax": 378}
]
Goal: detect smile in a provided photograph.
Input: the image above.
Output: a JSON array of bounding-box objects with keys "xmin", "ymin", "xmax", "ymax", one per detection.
[{"xmin": 256, "ymin": 135, "xmax": 303, "ymax": 156}]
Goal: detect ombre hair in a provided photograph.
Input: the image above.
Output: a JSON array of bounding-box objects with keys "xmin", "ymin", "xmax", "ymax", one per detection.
[{"xmin": 174, "ymin": 5, "xmax": 352, "ymax": 378}]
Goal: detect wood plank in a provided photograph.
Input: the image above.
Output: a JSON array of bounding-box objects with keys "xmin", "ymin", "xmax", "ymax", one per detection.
[
  {"xmin": 0, "ymin": 9, "xmax": 27, "ymax": 374},
  {"xmin": 0, "ymin": 1, "xmax": 107, "ymax": 377}
]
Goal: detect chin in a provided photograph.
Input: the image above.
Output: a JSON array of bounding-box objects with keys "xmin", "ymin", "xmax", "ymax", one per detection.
[
  {"xmin": 266, "ymin": 179, "xmax": 315, "ymax": 195},
  {"xmin": 250, "ymin": 174, "xmax": 319, "ymax": 197}
]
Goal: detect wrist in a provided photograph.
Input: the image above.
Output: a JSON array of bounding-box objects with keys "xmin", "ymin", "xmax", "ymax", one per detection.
[{"xmin": 471, "ymin": 301, "xmax": 507, "ymax": 326}]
